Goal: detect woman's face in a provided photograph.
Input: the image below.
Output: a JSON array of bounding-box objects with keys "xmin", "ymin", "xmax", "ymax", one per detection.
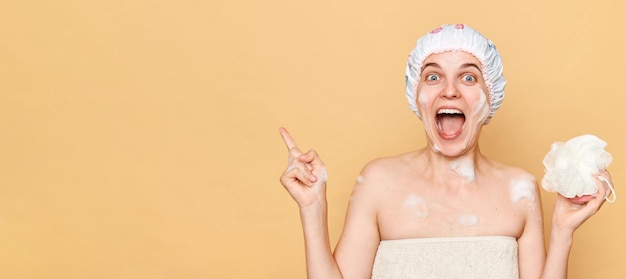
[{"xmin": 416, "ymin": 51, "xmax": 490, "ymax": 157}]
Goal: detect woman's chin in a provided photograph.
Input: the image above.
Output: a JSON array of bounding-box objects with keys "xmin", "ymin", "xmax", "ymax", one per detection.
[{"xmin": 568, "ymin": 195, "xmax": 594, "ymax": 205}]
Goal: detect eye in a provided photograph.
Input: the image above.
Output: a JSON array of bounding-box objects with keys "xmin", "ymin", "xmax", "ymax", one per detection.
[
  {"xmin": 461, "ymin": 74, "xmax": 476, "ymax": 83},
  {"xmin": 426, "ymin": 74, "xmax": 440, "ymax": 82}
]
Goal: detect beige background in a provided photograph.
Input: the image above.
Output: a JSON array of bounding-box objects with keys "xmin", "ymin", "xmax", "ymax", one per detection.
[{"xmin": 1, "ymin": 0, "xmax": 625, "ymax": 278}]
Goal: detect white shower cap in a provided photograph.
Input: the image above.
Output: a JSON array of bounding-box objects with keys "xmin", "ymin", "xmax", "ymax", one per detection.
[
  {"xmin": 405, "ymin": 24, "xmax": 506, "ymax": 124},
  {"xmin": 541, "ymin": 134, "xmax": 613, "ymax": 199}
]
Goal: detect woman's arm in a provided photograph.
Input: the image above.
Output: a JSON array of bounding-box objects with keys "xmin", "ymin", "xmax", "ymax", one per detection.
[
  {"xmin": 518, "ymin": 172, "xmax": 613, "ymax": 279},
  {"xmin": 279, "ymin": 128, "xmax": 380, "ymax": 278},
  {"xmin": 541, "ymin": 172, "xmax": 613, "ymax": 279},
  {"xmin": 279, "ymin": 128, "xmax": 342, "ymax": 278},
  {"xmin": 299, "ymin": 172, "xmax": 381, "ymax": 279},
  {"xmin": 333, "ymin": 164, "xmax": 382, "ymax": 278},
  {"xmin": 517, "ymin": 180, "xmax": 547, "ymax": 279},
  {"xmin": 298, "ymin": 199, "xmax": 343, "ymax": 278}
]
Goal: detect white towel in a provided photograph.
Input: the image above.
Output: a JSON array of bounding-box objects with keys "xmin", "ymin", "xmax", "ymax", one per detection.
[{"xmin": 372, "ymin": 236, "xmax": 519, "ymax": 279}]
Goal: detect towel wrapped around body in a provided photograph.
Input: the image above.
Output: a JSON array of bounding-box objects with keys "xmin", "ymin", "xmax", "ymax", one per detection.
[{"xmin": 371, "ymin": 236, "xmax": 519, "ymax": 279}]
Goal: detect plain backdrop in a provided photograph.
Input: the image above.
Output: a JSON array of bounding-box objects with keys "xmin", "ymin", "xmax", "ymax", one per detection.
[{"xmin": 1, "ymin": 0, "xmax": 625, "ymax": 278}]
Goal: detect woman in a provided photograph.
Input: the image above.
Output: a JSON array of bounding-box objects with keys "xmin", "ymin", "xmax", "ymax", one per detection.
[{"xmin": 279, "ymin": 24, "xmax": 612, "ymax": 279}]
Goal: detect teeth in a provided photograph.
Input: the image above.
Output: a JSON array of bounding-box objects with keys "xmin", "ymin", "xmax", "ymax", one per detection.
[{"xmin": 437, "ymin": 108, "xmax": 463, "ymax": 115}]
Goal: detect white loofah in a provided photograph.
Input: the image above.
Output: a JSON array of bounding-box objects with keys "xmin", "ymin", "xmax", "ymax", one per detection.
[{"xmin": 541, "ymin": 134, "xmax": 612, "ymax": 199}]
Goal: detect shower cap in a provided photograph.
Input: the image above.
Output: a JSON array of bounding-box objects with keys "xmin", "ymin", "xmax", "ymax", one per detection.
[
  {"xmin": 541, "ymin": 134, "xmax": 615, "ymax": 201},
  {"xmin": 405, "ymin": 24, "xmax": 506, "ymax": 124}
]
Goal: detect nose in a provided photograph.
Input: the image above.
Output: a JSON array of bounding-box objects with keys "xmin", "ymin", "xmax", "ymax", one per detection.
[{"xmin": 441, "ymin": 80, "xmax": 460, "ymax": 99}]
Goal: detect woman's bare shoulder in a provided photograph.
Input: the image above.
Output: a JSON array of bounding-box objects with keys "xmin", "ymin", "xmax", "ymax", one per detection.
[
  {"xmin": 484, "ymin": 158, "xmax": 542, "ymax": 211},
  {"xmin": 360, "ymin": 151, "xmax": 420, "ymax": 177},
  {"xmin": 348, "ymin": 152, "xmax": 419, "ymax": 208},
  {"xmin": 485, "ymin": 158, "xmax": 537, "ymax": 181}
]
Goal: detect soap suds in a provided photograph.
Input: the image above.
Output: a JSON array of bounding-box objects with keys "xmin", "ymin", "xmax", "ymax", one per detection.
[
  {"xmin": 458, "ymin": 214, "xmax": 479, "ymax": 226},
  {"xmin": 356, "ymin": 175, "xmax": 364, "ymax": 184},
  {"xmin": 418, "ymin": 90, "xmax": 428, "ymax": 105},
  {"xmin": 432, "ymin": 143, "xmax": 440, "ymax": 153},
  {"xmin": 450, "ymin": 157, "xmax": 475, "ymax": 182},
  {"xmin": 510, "ymin": 176, "xmax": 536, "ymax": 202},
  {"xmin": 402, "ymin": 194, "xmax": 428, "ymax": 218},
  {"xmin": 472, "ymin": 90, "xmax": 489, "ymax": 122},
  {"xmin": 318, "ymin": 167, "xmax": 328, "ymax": 184}
]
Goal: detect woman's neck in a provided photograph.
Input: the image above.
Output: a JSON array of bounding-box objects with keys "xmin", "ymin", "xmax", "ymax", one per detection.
[{"xmin": 422, "ymin": 144, "xmax": 485, "ymax": 185}]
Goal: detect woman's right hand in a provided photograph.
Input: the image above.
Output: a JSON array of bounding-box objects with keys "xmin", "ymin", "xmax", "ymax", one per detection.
[{"xmin": 279, "ymin": 127, "xmax": 328, "ymax": 209}]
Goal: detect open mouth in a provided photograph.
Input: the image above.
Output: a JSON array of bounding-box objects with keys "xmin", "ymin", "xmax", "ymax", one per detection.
[{"xmin": 436, "ymin": 108, "xmax": 465, "ymax": 138}]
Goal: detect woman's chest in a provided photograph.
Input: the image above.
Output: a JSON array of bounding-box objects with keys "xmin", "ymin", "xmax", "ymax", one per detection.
[{"xmin": 375, "ymin": 187, "xmax": 526, "ymax": 240}]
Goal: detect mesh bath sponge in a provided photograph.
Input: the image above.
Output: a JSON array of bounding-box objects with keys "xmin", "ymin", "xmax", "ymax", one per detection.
[
  {"xmin": 405, "ymin": 24, "xmax": 506, "ymax": 124},
  {"xmin": 541, "ymin": 134, "xmax": 615, "ymax": 203}
]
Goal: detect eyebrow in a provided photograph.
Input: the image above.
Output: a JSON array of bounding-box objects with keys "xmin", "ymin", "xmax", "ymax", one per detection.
[
  {"xmin": 461, "ymin": 63, "xmax": 482, "ymax": 73},
  {"xmin": 421, "ymin": 63, "xmax": 441, "ymax": 72},
  {"xmin": 421, "ymin": 62, "xmax": 482, "ymax": 73}
]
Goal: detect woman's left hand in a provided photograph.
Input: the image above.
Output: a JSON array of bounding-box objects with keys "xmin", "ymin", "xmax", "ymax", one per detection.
[{"xmin": 551, "ymin": 170, "xmax": 614, "ymax": 234}]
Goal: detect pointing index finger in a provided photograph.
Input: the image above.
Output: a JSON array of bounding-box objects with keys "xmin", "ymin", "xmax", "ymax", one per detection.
[{"xmin": 279, "ymin": 127, "xmax": 299, "ymax": 151}]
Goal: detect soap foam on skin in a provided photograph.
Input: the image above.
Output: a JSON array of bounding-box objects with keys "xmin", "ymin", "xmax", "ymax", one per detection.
[
  {"xmin": 317, "ymin": 166, "xmax": 328, "ymax": 184},
  {"xmin": 350, "ymin": 175, "xmax": 364, "ymax": 202},
  {"xmin": 356, "ymin": 175, "xmax": 364, "ymax": 184},
  {"xmin": 472, "ymin": 90, "xmax": 489, "ymax": 121},
  {"xmin": 458, "ymin": 214, "xmax": 479, "ymax": 226},
  {"xmin": 510, "ymin": 176, "xmax": 536, "ymax": 202},
  {"xmin": 432, "ymin": 143, "xmax": 440, "ymax": 153},
  {"xmin": 450, "ymin": 156, "xmax": 476, "ymax": 182},
  {"xmin": 418, "ymin": 88, "xmax": 429, "ymax": 104},
  {"xmin": 459, "ymin": 89, "xmax": 489, "ymax": 154},
  {"xmin": 403, "ymin": 194, "xmax": 428, "ymax": 218},
  {"xmin": 417, "ymin": 90, "xmax": 442, "ymax": 154}
]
